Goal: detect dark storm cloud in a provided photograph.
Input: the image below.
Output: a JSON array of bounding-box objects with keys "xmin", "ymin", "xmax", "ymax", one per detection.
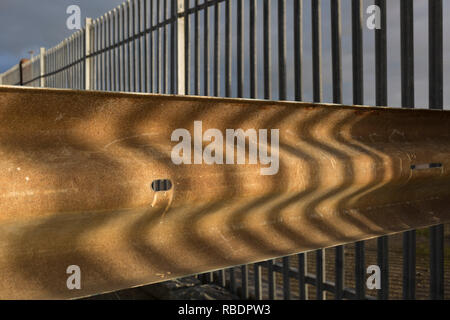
[{"xmin": 0, "ymin": 0, "xmax": 125, "ymax": 72}]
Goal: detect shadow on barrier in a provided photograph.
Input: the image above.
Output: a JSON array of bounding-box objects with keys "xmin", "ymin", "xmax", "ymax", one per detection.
[{"xmin": 0, "ymin": 88, "xmax": 449, "ymax": 298}]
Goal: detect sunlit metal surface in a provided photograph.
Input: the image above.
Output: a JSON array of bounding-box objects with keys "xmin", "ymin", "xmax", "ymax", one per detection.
[{"xmin": 0, "ymin": 86, "xmax": 449, "ymax": 299}]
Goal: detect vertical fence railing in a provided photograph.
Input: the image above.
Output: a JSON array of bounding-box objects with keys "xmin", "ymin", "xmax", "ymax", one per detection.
[
  {"xmin": 0, "ymin": 0, "xmax": 447, "ymax": 300},
  {"xmin": 400, "ymin": 0, "xmax": 416, "ymax": 300},
  {"xmin": 331, "ymin": 0, "xmax": 344, "ymax": 301},
  {"xmin": 311, "ymin": 0, "xmax": 325, "ymax": 301},
  {"xmin": 374, "ymin": 0, "xmax": 389, "ymax": 301},
  {"xmin": 428, "ymin": 0, "xmax": 444, "ymax": 301},
  {"xmin": 352, "ymin": 0, "xmax": 366, "ymax": 301}
]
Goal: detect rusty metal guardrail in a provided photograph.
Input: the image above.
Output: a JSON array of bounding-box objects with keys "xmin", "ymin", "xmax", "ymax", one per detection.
[{"xmin": 0, "ymin": 86, "xmax": 449, "ymax": 299}]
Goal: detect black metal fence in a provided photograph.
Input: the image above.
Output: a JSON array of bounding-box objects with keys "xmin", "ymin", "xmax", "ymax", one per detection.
[{"xmin": 0, "ymin": 0, "xmax": 448, "ymax": 300}]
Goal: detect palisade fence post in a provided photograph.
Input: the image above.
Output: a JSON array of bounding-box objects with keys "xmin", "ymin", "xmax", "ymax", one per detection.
[
  {"xmin": 429, "ymin": 0, "xmax": 444, "ymax": 300},
  {"xmin": 85, "ymin": 18, "xmax": 93, "ymax": 90},
  {"xmin": 177, "ymin": 0, "xmax": 186, "ymax": 95},
  {"xmin": 19, "ymin": 59, "xmax": 24, "ymax": 86},
  {"xmin": 29, "ymin": 58, "xmax": 34, "ymax": 87},
  {"xmin": 40, "ymin": 47, "xmax": 46, "ymax": 88}
]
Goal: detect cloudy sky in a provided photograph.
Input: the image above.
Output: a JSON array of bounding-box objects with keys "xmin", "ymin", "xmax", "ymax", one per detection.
[
  {"xmin": 0, "ymin": 0, "xmax": 449, "ymax": 109},
  {"xmin": 0, "ymin": 0, "xmax": 124, "ymax": 72}
]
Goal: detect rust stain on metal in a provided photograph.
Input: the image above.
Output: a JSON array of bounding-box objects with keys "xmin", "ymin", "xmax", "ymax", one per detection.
[{"xmin": 0, "ymin": 86, "xmax": 450, "ymax": 299}]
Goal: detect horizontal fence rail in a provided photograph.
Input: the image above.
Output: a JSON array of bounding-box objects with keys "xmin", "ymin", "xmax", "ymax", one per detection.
[{"xmin": 0, "ymin": 0, "xmax": 448, "ymax": 300}]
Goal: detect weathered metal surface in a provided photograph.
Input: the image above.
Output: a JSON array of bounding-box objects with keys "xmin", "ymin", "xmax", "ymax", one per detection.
[{"xmin": 0, "ymin": 85, "xmax": 449, "ymax": 299}]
